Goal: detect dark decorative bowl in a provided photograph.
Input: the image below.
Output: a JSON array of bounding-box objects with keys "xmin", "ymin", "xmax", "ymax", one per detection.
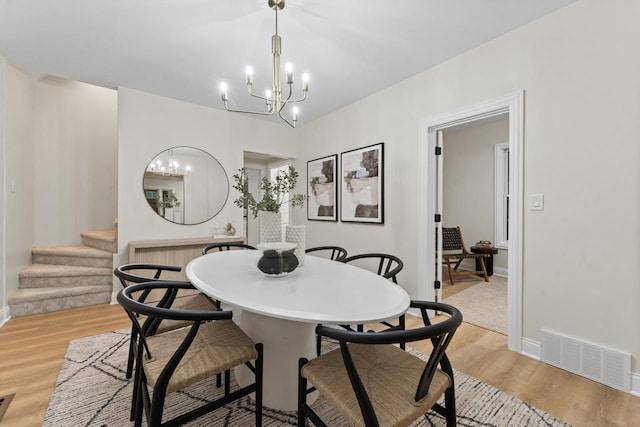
[{"xmin": 256, "ymin": 242, "xmax": 299, "ymax": 277}]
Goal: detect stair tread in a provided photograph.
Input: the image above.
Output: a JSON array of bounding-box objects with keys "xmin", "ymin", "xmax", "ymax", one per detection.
[
  {"xmin": 80, "ymin": 230, "xmax": 117, "ymax": 242},
  {"xmin": 9, "ymin": 285, "xmax": 112, "ymax": 302},
  {"xmin": 19, "ymin": 264, "xmax": 112, "ymax": 278},
  {"xmin": 32, "ymin": 245, "xmax": 113, "ymax": 258}
]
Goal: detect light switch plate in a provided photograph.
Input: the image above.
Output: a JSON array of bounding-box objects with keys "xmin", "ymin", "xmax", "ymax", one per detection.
[{"xmin": 530, "ymin": 194, "xmax": 544, "ymax": 211}]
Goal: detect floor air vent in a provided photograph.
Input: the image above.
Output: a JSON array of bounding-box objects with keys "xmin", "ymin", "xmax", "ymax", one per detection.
[{"xmin": 540, "ymin": 329, "xmax": 631, "ymax": 392}]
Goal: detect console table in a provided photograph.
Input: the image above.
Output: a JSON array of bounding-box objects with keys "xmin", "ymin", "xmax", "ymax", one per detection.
[{"xmin": 128, "ymin": 236, "xmax": 245, "ymax": 281}]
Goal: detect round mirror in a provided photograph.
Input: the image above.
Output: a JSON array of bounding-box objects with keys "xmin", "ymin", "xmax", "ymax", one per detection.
[{"xmin": 143, "ymin": 146, "xmax": 229, "ymax": 225}]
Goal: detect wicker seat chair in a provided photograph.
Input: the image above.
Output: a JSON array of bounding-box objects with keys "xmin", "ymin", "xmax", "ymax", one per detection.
[
  {"xmin": 202, "ymin": 242, "xmax": 256, "ymax": 255},
  {"xmin": 305, "ymin": 245, "xmax": 348, "ymax": 261},
  {"xmin": 298, "ymin": 301, "xmax": 462, "ymax": 427},
  {"xmin": 114, "ymin": 264, "xmax": 218, "ymax": 379},
  {"xmin": 118, "ymin": 281, "xmax": 263, "ymax": 427},
  {"xmin": 441, "ymin": 226, "xmax": 489, "ymax": 285},
  {"xmin": 340, "ymin": 253, "xmax": 406, "ymax": 347}
]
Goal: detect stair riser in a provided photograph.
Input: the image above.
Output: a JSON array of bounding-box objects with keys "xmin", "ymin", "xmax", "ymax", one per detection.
[
  {"xmin": 19, "ymin": 276, "xmax": 112, "ymax": 289},
  {"xmin": 32, "ymin": 255, "xmax": 112, "ymax": 268},
  {"xmin": 81, "ymin": 236, "xmax": 117, "ymax": 253},
  {"xmin": 9, "ymin": 292, "xmax": 112, "ymax": 317}
]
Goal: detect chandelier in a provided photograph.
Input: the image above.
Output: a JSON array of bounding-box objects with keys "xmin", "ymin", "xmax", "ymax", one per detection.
[
  {"xmin": 219, "ymin": 0, "xmax": 309, "ymax": 128},
  {"xmin": 146, "ymin": 149, "xmax": 191, "ymax": 176}
]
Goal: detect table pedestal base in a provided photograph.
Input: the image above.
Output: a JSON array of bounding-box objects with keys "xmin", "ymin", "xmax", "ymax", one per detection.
[{"xmin": 236, "ymin": 311, "xmax": 318, "ymax": 411}]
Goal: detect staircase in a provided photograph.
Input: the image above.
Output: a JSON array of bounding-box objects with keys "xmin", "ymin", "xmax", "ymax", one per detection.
[{"xmin": 8, "ymin": 230, "xmax": 117, "ymax": 317}]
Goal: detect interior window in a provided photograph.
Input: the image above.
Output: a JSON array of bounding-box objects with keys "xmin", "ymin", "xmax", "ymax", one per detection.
[{"xmin": 494, "ymin": 142, "xmax": 509, "ymax": 249}]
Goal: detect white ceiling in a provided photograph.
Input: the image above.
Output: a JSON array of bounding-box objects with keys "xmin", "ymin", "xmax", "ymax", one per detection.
[{"xmin": 0, "ymin": 0, "xmax": 576, "ymax": 127}]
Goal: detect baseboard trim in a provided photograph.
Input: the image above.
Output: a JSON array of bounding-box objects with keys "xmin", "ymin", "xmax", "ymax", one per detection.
[
  {"xmin": 0, "ymin": 305, "xmax": 11, "ymax": 327},
  {"xmin": 631, "ymin": 373, "xmax": 640, "ymax": 397}
]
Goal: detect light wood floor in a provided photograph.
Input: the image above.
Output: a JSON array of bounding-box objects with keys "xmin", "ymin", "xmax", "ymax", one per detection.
[{"xmin": 0, "ymin": 304, "xmax": 638, "ymax": 426}]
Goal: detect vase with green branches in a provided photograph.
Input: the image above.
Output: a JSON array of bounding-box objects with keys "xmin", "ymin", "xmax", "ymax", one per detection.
[
  {"xmin": 232, "ymin": 166, "xmax": 306, "ymax": 243},
  {"xmin": 232, "ymin": 166, "xmax": 306, "ymax": 218}
]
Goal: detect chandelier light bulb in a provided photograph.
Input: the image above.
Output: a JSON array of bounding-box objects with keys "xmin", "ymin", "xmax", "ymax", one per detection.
[
  {"xmin": 285, "ymin": 62, "xmax": 294, "ymax": 84},
  {"xmin": 302, "ymin": 73, "xmax": 309, "ymax": 92},
  {"xmin": 245, "ymin": 66, "xmax": 254, "ymax": 85},
  {"xmin": 292, "ymin": 106, "xmax": 299, "ymax": 122},
  {"xmin": 219, "ymin": 82, "xmax": 228, "ymax": 101}
]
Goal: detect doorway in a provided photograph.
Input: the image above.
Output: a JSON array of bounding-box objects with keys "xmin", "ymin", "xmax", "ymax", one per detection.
[
  {"xmin": 418, "ymin": 91, "xmax": 524, "ymax": 352},
  {"xmin": 242, "ymin": 152, "xmax": 293, "ymax": 247}
]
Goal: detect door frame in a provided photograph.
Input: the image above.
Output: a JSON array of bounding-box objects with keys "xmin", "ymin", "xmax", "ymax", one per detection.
[{"xmin": 418, "ymin": 91, "xmax": 524, "ymax": 352}]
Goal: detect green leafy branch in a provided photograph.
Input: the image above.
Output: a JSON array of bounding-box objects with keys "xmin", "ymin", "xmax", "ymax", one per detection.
[{"xmin": 232, "ymin": 166, "xmax": 306, "ymax": 218}]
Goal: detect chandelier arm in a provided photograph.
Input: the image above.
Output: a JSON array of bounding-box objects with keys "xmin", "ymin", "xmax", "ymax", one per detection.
[
  {"xmin": 283, "ymin": 92, "xmax": 308, "ymax": 104},
  {"xmin": 277, "ymin": 109, "xmax": 296, "ymax": 128},
  {"xmin": 223, "ymin": 101, "xmax": 276, "ymax": 116},
  {"xmin": 247, "ymin": 88, "xmax": 272, "ymax": 102},
  {"xmin": 277, "ymin": 89, "xmax": 293, "ymax": 114}
]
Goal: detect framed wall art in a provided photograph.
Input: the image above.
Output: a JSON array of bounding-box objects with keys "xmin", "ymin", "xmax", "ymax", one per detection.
[
  {"xmin": 340, "ymin": 143, "xmax": 384, "ymax": 224},
  {"xmin": 307, "ymin": 154, "xmax": 338, "ymax": 221}
]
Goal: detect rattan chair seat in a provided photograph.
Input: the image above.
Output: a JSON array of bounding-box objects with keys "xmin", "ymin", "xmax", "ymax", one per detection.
[
  {"xmin": 144, "ymin": 319, "xmax": 258, "ymax": 395},
  {"xmin": 302, "ymin": 343, "xmax": 451, "ymax": 427}
]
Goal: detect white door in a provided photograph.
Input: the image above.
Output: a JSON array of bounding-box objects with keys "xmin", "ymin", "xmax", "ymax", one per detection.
[{"xmin": 245, "ymin": 168, "xmax": 262, "ymax": 246}]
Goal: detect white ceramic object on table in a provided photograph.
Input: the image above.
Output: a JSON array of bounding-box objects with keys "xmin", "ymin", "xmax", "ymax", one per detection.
[{"xmin": 285, "ymin": 224, "xmax": 306, "ymax": 266}]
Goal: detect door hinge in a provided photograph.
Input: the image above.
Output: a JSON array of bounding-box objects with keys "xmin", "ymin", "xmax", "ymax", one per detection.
[
  {"xmin": 435, "ymin": 146, "xmax": 442, "ymax": 155},
  {"xmin": 434, "ymin": 214, "xmax": 441, "ymax": 223},
  {"xmin": 434, "ymin": 280, "xmax": 441, "ymax": 289}
]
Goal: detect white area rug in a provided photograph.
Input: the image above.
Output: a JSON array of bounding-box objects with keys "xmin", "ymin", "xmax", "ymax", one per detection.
[
  {"xmin": 42, "ymin": 329, "xmax": 571, "ymax": 426},
  {"xmin": 444, "ymin": 276, "xmax": 508, "ymax": 335}
]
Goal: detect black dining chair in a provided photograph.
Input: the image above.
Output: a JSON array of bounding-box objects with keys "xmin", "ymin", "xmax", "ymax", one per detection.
[
  {"xmin": 305, "ymin": 245, "xmax": 348, "ymax": 261},
  {"xmin": 114, "ymin": 264, "xmax": 218, "ymax": 379},
  {"xmin": 114, "ymin": 263, "xmax": 220, "ymax": 421},
  {"xmin": 202, "ymin": 242, "xmax": 256, "ymax": 255},
  {"xmin": 118, "ymin": 281, "xmax": 263, "ymax": 427},
  {"xmin": 298, "ymin": 301, "xmax": 462, "ymax": 427},
  {"xmin": 340, "ymin": 253, "xmax": 406, "ymax": 348}
]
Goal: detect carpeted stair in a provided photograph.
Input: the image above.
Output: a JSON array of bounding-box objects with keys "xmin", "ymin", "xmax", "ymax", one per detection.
[{"xmin": 8, "ymin": 230, "xmax": 117, "ymax": 317}]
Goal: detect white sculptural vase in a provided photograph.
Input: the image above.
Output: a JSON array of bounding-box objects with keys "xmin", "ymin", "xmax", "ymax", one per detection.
[
  {"xmin": 259, "ymin": 211, "xmax": 282, "ymax": 243},
  {"xmin": 285, "ymin": 224, "xmax": 306, "ymax": 267}
]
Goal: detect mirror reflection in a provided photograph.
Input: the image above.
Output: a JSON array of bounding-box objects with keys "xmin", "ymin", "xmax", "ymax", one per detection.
[{"xmin": 143, "ymin": 146, "xmax": 229, "ymax": 225}]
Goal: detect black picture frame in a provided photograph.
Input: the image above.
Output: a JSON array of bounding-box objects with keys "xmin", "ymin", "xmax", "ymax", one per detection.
[
  {"xmin": 340, "ymin": 143, "xmax": 384, "ymax": 224},
  {"xmin": 307, "ymin": 154, "xmax": 338, "ymax": 221}
]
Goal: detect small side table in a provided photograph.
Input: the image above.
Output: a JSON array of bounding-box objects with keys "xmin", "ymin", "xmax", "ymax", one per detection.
[{"xmin": 470, "ymin": 245, "xmax": 499, "ymax": 276}]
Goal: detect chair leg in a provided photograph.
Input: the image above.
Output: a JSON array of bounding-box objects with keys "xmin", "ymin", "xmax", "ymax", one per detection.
[
  {"xmin": 478, "ymin": 256, "xmax": 489, "ymax": 282},
  {"xmin": 445, "ymin": 260, "xmax": 455, "ymax": 286},
  {"xmin": 316, "ymin": 333, "xmax": 322, "ymax": 356},
  {"xmin": 444, "ymin": 383, "xmax": 457, "ymax": 427},
  {"xmin": 298, "ymin": 358, "xmax": 308, "ymax": 427},
  {"xmin": 126, "ymin": 326, "xmax": 137, "ymax": 379},
  {"xmin": 224, "ymin": 370, "xmax": 231, "ymax": 396},
  {"xmin": 255, "ymin": 343, "xmax": 264, "ymax": 427},
  {"xmin": 399, "ymin": 315, "xmax": 406, "ymax": 350}
]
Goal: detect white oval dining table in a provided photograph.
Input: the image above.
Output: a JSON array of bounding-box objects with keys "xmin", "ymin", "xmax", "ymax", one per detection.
[{"xmin": 186, "ymin": 250, "xmax": 410, "ymax": 411}]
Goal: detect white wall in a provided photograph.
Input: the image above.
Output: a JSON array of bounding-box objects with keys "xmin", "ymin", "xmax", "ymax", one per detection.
[
  {"xmin": 296, "ymin": 0, "xmax": 640, "ymax": 371},
  {"xmin": 1, "ymin": 60, "xmax": 35, "ymax": 321},
  {"xmin": 33, "ymin": 77, "xmax": 117, "ymax": 246},
  {"xmin": 116, "ymin": 88, "xmax": 297, "ymax": 268},
  {"xmin": 443, "ymin": 116, "xmax": 509, "ymax": 270}
]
